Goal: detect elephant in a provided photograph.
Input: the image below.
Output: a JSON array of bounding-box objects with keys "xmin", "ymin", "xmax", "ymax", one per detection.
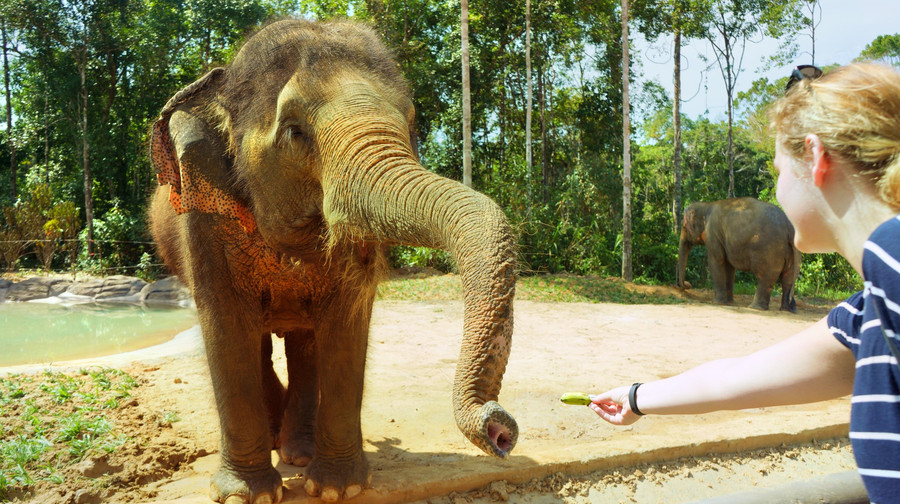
[
  {"xmin": 676, "ymin": 197, "xmax": 801, "ymax": 312},
  {"xmin": 147, "ymin": 19, "xmax": 517, "ymax": 504}
]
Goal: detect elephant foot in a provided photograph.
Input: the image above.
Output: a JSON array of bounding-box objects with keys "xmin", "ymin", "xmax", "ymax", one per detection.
[
  {"xmin": 750, "ymin": 297, "xmax": 770, "ymax": 311},
  {"xmin": 209, "ymin": 464, "xmax": 283, "ymax": 504},
  {"xmin": 279, "ymin": 430, "xmax": 314, "ymax": 466},
  {"xmin": 303, "ymin": 452, "xmax": 370, "ymax": 502}
]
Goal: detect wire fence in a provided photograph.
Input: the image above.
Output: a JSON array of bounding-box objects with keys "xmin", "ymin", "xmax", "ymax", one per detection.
[{"xmin": 0, "ymin": 238, "xmax": 167, "ymax": 277}]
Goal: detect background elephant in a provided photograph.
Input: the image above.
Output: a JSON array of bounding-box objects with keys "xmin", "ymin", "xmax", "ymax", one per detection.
[
  {"xmin": 148, "ymin": 19, "xmax": 517, "ymax": 504},
  {"xmin": 676, "ymin": 197, "xmax": 801, "ymax": 312}
]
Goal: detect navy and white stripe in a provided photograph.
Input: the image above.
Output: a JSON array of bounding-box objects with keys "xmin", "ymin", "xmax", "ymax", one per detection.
[{"xmin": 829, "ymin": 215, "xmax": 900, "ymax": 503}]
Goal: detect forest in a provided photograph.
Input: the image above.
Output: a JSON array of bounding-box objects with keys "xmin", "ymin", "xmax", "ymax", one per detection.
[{"xmin": 1, "ymin": 0, "xmax": 897, "ymax": 296}]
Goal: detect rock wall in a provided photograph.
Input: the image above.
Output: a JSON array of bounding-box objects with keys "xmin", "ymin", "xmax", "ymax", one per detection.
[{"xmin": 0, "ymin": 275, "xmax": 193, "ymax": 307}]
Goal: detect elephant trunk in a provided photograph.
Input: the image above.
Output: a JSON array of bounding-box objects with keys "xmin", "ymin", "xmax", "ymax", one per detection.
[
  {"xmin": 318, "ymin": 110, "xmax": 518, "ymax": 457},
  {"xmin": 677, "ymin": 231, "xmax": 692, "ymax": 289}
]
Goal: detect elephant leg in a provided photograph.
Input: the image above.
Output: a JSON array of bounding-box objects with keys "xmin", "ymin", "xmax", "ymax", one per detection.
[
  {"xmin": 202, "ymin": 306, "xmax": 283, "ymax": 504},
  {"xmin": 279, "ymin": 328, "xmax": 317, "ymax": 466},
  {"xmin": 723, "ymin": 263, "xmax": 736, "ymax": 304},
  {"xmin": 304, "ymin": 291, "xmax": 373, "ymax": 502},
  {"xmin": 750, "ymin": 273, "xmax": 776, "ymax": 311},
  {"xmin": 708, "ymin": 255, "xmax": 732, "ymax": 305},
  {"xmin": 780, "ymin": 275, "xmax": 797, "ymax": 313},
  {"xmin": 261, "ymin": 333, "xmax": 286, "ymax": 448}
]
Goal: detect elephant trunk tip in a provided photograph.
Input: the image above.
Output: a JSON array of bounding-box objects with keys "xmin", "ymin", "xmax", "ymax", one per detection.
[
  {"xmin": 473, "ymin": 401, "xmax": 518, "ymax": 458},
  {"xmin": 488, "ymin": 420, "xmax": 514, "ymax": 456}
]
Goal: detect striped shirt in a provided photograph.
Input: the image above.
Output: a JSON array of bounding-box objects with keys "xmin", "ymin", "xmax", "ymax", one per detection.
[{"xmin": 829, "ymin": 215, "xmax": 900, "ymax": 503}]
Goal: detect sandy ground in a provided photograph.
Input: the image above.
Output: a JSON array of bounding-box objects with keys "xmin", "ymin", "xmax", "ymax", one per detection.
[{"xmin": 7, "ymin": 296, "xmax": 861, "ymax": 504}]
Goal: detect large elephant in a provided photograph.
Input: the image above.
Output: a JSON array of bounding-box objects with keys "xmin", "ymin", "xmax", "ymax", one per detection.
[
  {"xmin": 148, "ymin": 19, "xmax": 517, "ymax": 504},
  {"xmin": 676, "ymin": 197, "xmax": 801, "ymax": 312}
]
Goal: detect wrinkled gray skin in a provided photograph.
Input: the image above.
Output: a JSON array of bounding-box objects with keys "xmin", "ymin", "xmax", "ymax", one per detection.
[
  {"xmin": 676, "ymin": 197, "xmax": 801, "ymax": 312},
  {"xmin": 148, "ymin": 19, "xmax": 517, "ymax": 504}
]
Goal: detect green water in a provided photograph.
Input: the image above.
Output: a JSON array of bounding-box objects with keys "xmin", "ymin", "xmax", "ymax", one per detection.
[{"xmin": 0, "ymin": 302, "xmax": 198, "ymax": 367}]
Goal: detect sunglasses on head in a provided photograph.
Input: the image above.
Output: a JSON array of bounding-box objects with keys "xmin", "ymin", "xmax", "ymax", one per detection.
[{"xmin": 785, "ymin": 64, "xmax": 823, "ymax": 92}]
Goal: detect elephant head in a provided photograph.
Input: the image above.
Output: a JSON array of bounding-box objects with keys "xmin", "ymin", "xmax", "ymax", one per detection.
[
  {"xmin": 676, "ymin": 202, "xmax": 709, "ymax": 289},
  {"xmin": 151, "ymin": 19, "xmax": 517, "ymax": 459}
]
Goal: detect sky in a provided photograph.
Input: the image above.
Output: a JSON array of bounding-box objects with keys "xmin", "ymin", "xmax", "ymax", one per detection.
[{"xmin": 634, "ymin": 0, "xmax": 900, "ymax": 120}]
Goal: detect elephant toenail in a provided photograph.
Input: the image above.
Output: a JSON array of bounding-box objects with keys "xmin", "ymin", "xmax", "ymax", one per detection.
[
  {"xmin": 275, "ymin": 486, "xmax": 283, "ymax": 503},
  {"xmin": 224, "ymin": 496, "xmax": 246, "ymax": 504},
  {"xmin": 253, "ymin": 495, "xmax": 272, "ymax": 504},
  {"xmin": 345, "ymin": 485, "xmax": 363, "ymax": 499},
  {"xmin": 321, "ymin": 487, "xmax": 341, "ymax": 502},
  {"xmin": 304, "ymin": 478, "xmax": 319, "ymax": 497},
  {"xmin": 209, "ymin": 483, "xmax": 221, "ymax": 502}
]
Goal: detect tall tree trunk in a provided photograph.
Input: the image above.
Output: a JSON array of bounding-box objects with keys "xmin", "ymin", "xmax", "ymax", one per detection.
[
  {"xmin": 44, "ymin": 89, "xmax": 50, "ymax": 184},
  {"xmin": 723, "ymin": 34, "xmax": 735, "ymax": 198},
  {"xmin": 500, "ymin": 47, "xmax": 507, "ymax": 176},
  {"xmin": 727, "ymin": 98, "xmax": 734, "ymax": 198},
  {"xmin": 621, "ymin": 0, "xmax": 633, "ymax": 281},
  {"xmin": 2, "ymin": 20, "xmax": 17, "ymax": 202},
  {"xmin": 525, "ymin": 0, "xmax": 532, "ymax": 204},
  {"xmin": 538, "ymin": 60, "xmax": 547, "ymax": 202},
  {"xmin": 79, "ymin": 46, "xmax": 94, "ymax": 256},
  {"xmin": 808, "ymin": 0, "xmax": 820, "ymax": 65},
  {"xmin": 673, "ymin": 26, "xmax": 683, "ymax": 235},
  {"xmin": 461, "ymin": 0, "xmax": 472, "ymax": 187}
]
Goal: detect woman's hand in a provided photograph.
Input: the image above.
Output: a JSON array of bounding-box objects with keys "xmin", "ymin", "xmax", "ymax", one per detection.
[{"xmin": 588, "ymin": 385, "xmax": 642, "ymax": 426}]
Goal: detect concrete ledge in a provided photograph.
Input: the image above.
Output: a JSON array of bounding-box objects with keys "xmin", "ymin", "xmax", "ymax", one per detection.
[{"xmin": 688, "ymin": 470, "xmax": 867, "ymax": 504}]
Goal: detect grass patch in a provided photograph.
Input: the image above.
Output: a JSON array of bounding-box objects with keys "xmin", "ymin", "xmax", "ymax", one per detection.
[
  {"xmin": 377, "ymin": 271, "xmax": 849, "ymax": 306},
  {"xmin": 377, "ymin": 272, "xmax": 685, "ymax": 304},
  {"xmin": 0, "ymin": 367, "xmax": 138, "ymax": 500}
]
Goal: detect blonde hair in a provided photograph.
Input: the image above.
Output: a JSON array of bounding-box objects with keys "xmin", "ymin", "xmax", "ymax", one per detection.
[{"xmin": 770, "ymin": 62, "xmax": 900, "ymax": 208}]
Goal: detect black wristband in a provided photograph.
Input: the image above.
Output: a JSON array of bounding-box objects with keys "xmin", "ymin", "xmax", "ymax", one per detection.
[{"xmin": 629, "ymin": 382, "xmax": 645, "ymax": 416}]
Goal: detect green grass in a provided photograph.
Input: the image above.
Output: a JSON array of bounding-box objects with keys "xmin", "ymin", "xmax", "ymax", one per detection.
[
  {"xmin": 0, "ymin": 367, "xmax": 138, "ymax": 500},
  {"xmin": 377, "ymin": 271, "xmax": 850, "ymax": 307},
  {"xmin": 377, "ymin": 272, "xmax": 686, "ymax": 304}
]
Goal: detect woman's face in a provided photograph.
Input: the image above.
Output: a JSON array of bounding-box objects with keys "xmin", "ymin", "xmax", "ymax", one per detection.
[{"xmin": 774, "ymin": 138, "xmax": 832, "ymax": 253}]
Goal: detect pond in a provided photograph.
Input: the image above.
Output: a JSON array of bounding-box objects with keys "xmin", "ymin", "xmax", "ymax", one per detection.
[{"xmin": 0, "ymin": 302, "xmax": 198, "ymax": 367}]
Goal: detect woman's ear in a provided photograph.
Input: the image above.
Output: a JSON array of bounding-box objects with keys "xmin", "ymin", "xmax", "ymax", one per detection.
[{"xmin": 805, "ymin": 134, "xmax": 831, "ymax": 187}]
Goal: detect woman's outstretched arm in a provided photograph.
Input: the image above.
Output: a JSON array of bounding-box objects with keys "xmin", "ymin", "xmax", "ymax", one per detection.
[{"xmin": 591, "ymin": 316, "xmax": 856, "ymax": 425}]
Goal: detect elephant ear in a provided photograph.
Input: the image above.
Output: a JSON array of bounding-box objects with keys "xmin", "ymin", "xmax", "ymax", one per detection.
[
  {"xmin": 150, "ymin": 68, "xmax": 257, "ymax": 234},
  {"xmin": 682, "ymin": 208, "xmax": 694, "ymax": 232}
]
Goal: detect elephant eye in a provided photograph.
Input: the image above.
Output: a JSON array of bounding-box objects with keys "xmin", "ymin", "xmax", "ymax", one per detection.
[
  {"xmin": 279, "ymin": 123, "xmax": 308, "ymax": 148},
  {"xmin": 288, "ymin": 126, "xmax": 304, "ymax": 139}
]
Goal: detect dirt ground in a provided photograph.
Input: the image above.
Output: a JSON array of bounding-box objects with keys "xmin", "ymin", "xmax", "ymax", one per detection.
[{"xmin": 5, "ymin": 288, "xmax": 860, "ymax": 504}]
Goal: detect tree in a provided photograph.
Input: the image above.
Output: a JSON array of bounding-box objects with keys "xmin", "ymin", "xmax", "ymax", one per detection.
[
  {"xmin": 20, "ymin": 0, "xmax": 125, "ymax": 255},
  {"xmin": 858, "ymin": 34, "xmax": 900, "ymax": 67},
  {"xmin": 525, "ymin": 0, "xmax": 532, "ymax": 201},
  {"xmin": 632, "ymin": 0, "xmax": 710, "ymax": 234},
  {"xmin": 0, "ymin": 6, "xmax": 18, "ymax": 202},
  {"xmin": 702, "ymin": 0, "xmax": 756, "ymax": 198},
  {"xmin": 800, "ymin": 0, "xmax": 821, "ymax": 65},
  {"xmin": 621, "ymin": 0, "xmax": 632, "ymax": 281},
  {"xmin": 461, "ymin": 0, "xmax": 472, "ymax": 187}
]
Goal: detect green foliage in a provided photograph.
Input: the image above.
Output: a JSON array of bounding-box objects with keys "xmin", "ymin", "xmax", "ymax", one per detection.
[
  {"xmin": 0, "ymin": 368, "xmax": 138, "ymax": 499},
  {"xmin": 389, "ymin": 246, "xmax": 455, "ymax": 273},
  {"xmin": 78, "ymin": 200, "xmax": 147, "ymax": 273},
  {"xmin": 797, "ymin": 253, "xmax": 861, "ymax": 299},
  {"xmin": 857, "ymin": 33, "xmax": 900, "ymax": 66},
  {"xmin": 0, "ymin": 0, "xmax": 865, "ymax": 299},
  {"xmin": 156, "ymin": 411, "xmax": 181, "ymax": 428},
  {"xmin": 0, "ymin": 184, "xmax": 81, "ymax": 271}
]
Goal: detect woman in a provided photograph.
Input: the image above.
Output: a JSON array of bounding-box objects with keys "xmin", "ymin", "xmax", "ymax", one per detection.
[{"xmin": 591, "ymin": 63, "xmax": 900, "ymax": 501}]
